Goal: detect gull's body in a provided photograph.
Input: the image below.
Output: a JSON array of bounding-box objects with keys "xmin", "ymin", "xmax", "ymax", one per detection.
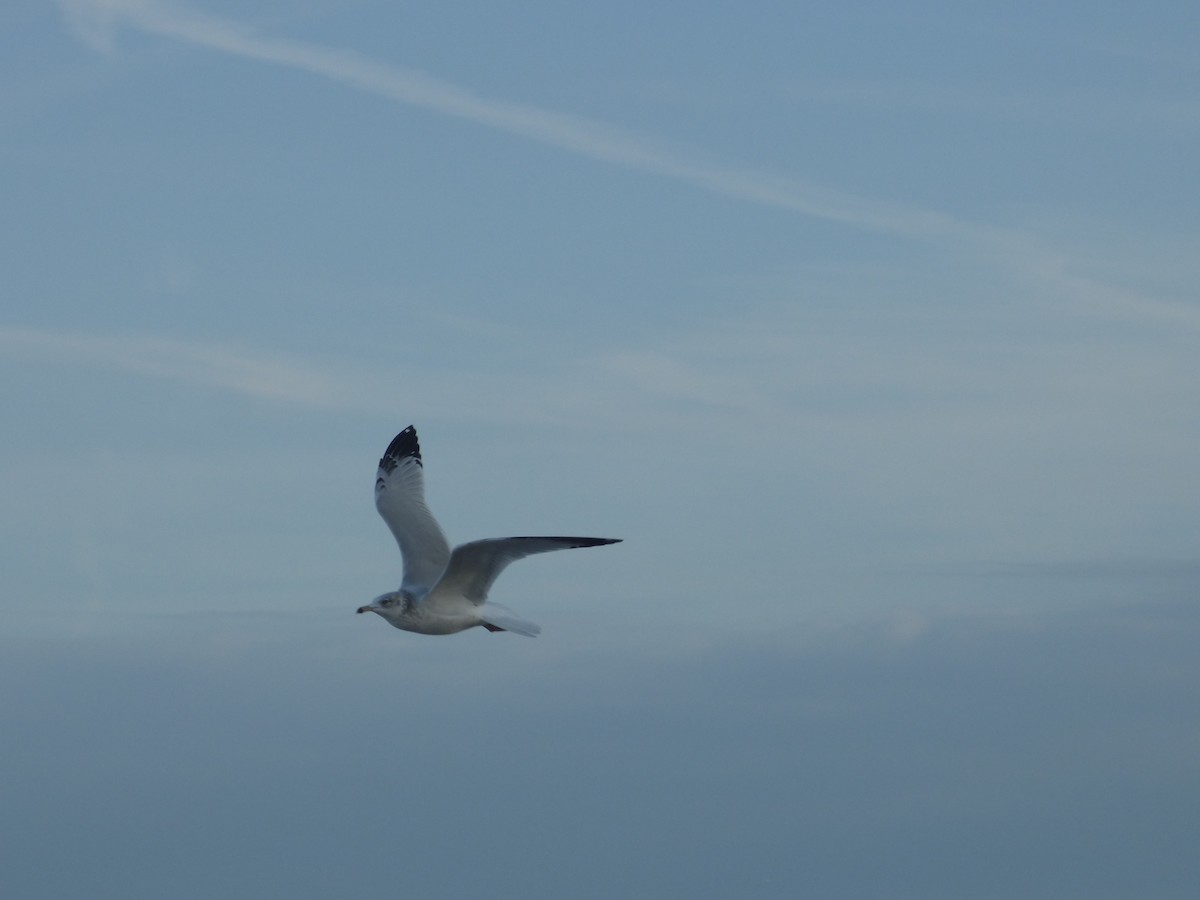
[{"xmin": 356, "ymin": 426, "xmax": 619, "ymax": 637}]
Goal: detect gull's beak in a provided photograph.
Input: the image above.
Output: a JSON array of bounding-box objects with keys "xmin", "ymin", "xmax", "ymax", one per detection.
[{"xmin": 356, "ymin": 605, "xmax": 376, "ymax": 615}]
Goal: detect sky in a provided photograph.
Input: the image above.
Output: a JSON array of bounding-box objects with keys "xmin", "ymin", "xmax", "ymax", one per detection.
[{"xmin": 3, "ymin": 1, "xmax": 1199, "ymax": 897}]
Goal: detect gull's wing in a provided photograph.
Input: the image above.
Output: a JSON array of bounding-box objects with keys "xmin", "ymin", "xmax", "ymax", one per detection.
[
  {"xmin": 429, "ymin": 536, "xmax": 621, "ymax": 606},
  {"xmin": 374, "ymin": 426, "xmax": 451, "ymax": 596}
]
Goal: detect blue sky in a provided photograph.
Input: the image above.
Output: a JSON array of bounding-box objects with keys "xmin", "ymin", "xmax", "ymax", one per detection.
[{"xmin": 3, "ymin": 1, "xmax": 1199, "ymax": 897}]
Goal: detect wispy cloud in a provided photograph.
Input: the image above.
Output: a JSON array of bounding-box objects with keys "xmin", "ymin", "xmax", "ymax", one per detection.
[
  {"xmin": 53, "ymin": 0, "xmax": 987, "ymax": 243},
  {"xmin": 54, "ymin": 0, "xmax": 1200, "ymax": 330},
  {"xmin": 0, "ymin": 325, "xmax": 349, "ymax": 406},
  {"xmin": 779, "ymin": 80, "xmax": 1200, "ymax": 135},
  {"xmin": 0, "ymin": 323, "xmax": 668, "ymax": 424}
]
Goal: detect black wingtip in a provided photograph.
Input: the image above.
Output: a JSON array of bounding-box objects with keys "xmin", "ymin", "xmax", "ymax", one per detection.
[
  {"xmin": 378, "ymin": 425, "xmax": 421, "ymax": 473},
  {"xmin": 515, "ymin": 536, "xmax": 621, "ymax": 548}
]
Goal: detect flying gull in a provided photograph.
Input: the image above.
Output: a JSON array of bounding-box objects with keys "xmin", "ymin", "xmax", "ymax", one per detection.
[{"xmin": 356, "ymin": 426, "xmax": 620, "ymax": 636}]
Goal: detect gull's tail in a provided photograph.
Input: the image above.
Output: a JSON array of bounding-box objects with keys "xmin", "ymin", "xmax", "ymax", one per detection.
[{"xmin": 479, "ymin": 602, "xmax": 541, "ymax": 637}]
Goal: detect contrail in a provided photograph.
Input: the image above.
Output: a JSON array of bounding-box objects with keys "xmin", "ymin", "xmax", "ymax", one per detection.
[
  {"xmin": 56, "ymin": 0, "xmax": 982, "ymax": 241},
  {"xmin": 55, "ymin": 0, "xmax": 1199, "ymax": 327}
]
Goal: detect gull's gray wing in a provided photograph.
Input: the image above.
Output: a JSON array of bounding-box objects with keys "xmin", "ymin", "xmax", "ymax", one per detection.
[
  {"xmin": 374, "ymin": 426, "xmax": 451, "ymax": 596},
  {"xmin": 429, "ymin": 536, "xmax": 621, "ymax": 606}
]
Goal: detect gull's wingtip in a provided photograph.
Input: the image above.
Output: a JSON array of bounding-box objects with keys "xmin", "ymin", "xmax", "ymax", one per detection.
[
  {"xmin": 512, "ymin": 536, "xmax": 622, "ymax": 548},
  {"xmin": 379, "ymin": 425, "xmax": 422, "ymax": 472}
]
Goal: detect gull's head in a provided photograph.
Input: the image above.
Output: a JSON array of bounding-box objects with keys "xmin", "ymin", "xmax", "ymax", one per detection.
[{"xmin": 356, "ymin": 591, "xmax": 403, "ymax": 617}]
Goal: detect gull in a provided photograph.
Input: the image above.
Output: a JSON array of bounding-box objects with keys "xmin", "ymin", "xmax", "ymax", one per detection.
[{"xmin": 356, "ymin": 426, "xmax": 620, "ymax": 636}]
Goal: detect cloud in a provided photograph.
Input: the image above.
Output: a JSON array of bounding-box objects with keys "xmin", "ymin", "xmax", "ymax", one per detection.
[
  {"xmin": 0, "ymin": 325, "xmax": 348, "ymax": 406},
  {"xmin": 47, "ymin": 2, "xmax": 1013, "ymax": 245},
  {"xmin": 52, "ymin": 1, "xmax": 1200, "ymax": 332},
  {"xmin": 781, "ymin": 79, "xmax": 1200, "ymax": 135},
  {"xmin": 4, "ymin": 597, "xmax": 1199, "ymax": 898},
  {"xmin": 56, "ymin": 0, "xmax": 125, "ymax": 53}
]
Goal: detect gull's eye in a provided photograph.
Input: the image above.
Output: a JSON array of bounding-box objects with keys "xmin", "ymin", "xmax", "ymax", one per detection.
[{"xmin": 381, "ymin": 597, "xmax": 396, "ymax": 608}]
